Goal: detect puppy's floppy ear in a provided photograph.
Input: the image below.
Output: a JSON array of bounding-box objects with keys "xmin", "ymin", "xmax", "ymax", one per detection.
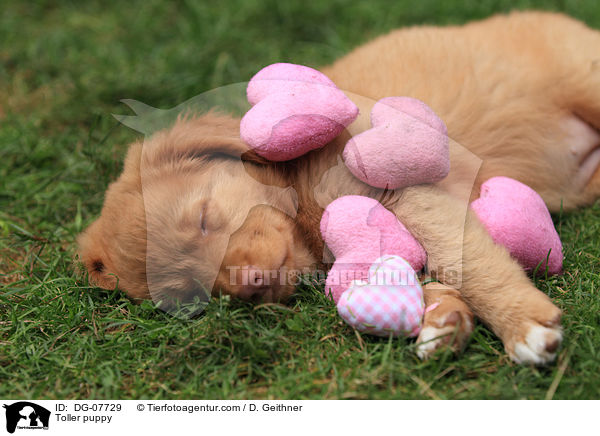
[
  {"xmin": 159, "ymin": 113, "xmax": 280, "ymax": 171},
  {"xmin": 76, "ymin": 219, "xmax": 118, "ymax": 290},
  {"xmin": 150, "ymin": 112, "xmax": 279, "ymax": 165},
  {"xmin": 240, "ymin": 149, "xmax": 277, "ymax": 166}
]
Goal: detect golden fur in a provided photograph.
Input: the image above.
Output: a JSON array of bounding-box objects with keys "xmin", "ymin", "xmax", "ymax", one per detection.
[{"xmin": 77, "ymin": 12, "xmax": 600, "ymax": 362}]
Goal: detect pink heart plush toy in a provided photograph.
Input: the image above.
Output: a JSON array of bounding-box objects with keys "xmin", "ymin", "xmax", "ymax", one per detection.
[
  {"xmin": 343, "ymin": 96, "xmax": 450, "ymax": 189},
  {"xmin": 320, "ymin": 195, "xmax": 427, "ymax": 337},
  {"xmin": 240, "ymin": 63, "xmax": 359, "ymax": 161},
  {"xmin": 471, "ymin": 176, "xmax": 564, "ymax": 275},
  {"xmin": 337, "ymin": 255, "xmax": 425, "ymax": 337}
]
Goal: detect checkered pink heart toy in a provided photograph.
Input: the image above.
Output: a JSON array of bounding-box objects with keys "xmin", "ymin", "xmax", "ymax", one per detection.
[
  {"xmin": 343, "ymin": 96, "xmax": 450, "ymax": 189},
  {"xmin": 240, "ymin": 63, "xmax": 359, "ymax": 161},
  {"xmin": 337, "ymin": 255, "xmax": 425, "ymax": 337}
]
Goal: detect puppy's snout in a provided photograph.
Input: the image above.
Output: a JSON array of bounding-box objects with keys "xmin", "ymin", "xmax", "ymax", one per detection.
[
  {"xmin": 236, "ymin": 266, "xmax": 273, "ymax": 302},
  {"xmin": 246, "ymin": 265, "xmax": 266, "ymax": 287},
  {"xmin": 218, "ymin": 208, "xmax": 300, "ymax": 302}
]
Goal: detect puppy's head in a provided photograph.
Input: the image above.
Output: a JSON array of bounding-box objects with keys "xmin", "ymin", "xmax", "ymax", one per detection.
[{"xmin": 77, "ymin": 113, "xmax": 315, "ymax": 309}]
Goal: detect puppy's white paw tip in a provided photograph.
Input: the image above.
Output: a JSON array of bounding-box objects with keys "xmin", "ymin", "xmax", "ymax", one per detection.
[
  {"xmin": 416, "ymin": 326, "xmax": 455, "ymax": 360},
  {"xmin": 511, "ymin": 324, "xmax": 562, "ymax": 365}
]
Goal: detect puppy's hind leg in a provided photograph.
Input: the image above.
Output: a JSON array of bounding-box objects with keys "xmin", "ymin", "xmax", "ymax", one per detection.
[
  {"xmin": 573, "ymin": 74, "xmax": 600, "ymax": 203},
  {"xmin": 558, "ymin": 68, "xmax": 600, "ymax": 207}
]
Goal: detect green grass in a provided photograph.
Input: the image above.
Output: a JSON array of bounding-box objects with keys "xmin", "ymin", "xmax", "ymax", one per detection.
[{"xmin": 1, "ymin": 0, "xmax": 600, "ymax": 399}]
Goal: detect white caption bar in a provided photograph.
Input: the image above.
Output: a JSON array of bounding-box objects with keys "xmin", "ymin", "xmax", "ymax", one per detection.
[{"xmin": 0, "ymin": 400, "xmax": 596, "ymax": 435}]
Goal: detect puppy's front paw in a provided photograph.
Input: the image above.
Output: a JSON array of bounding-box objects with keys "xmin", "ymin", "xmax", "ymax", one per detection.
[
  {"xmin": 509, "ymin": 322, "xmax": 563, "ymax": 365},
  {"xmin": 416, "ymin": 288, "xmax": 474, "ymax": 360},
  {"xmin": 502, "ymin": 300, "xmax": 562, "ymax": 365}
]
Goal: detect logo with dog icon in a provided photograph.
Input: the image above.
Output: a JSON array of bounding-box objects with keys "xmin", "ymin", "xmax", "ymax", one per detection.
[{"xmin": 3, "ymin": 402, "xmax": 50, "ymax": 433}]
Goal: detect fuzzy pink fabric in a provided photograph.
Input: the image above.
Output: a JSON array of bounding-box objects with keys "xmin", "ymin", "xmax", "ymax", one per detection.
[
  {"xmin": 320, "ymin": 195, "xmax": 426, "ymax": 303},
  {"xmin": 246, "ymin": 63, "xmax": 337, "ymax": 105},
  {"xmin": 371, "ymin": 97, "xmax": 447, "ymax": 135},
  {"xmin": 240, "ymin": 63, "xmax": 359, "ymax": 161},
  {"xmin": 343, "ymin": 97, "xmax": 449, "ymax": 189},
  {"xmin": 471, "ymin": 176, "xmax": 563, "ymax": 275}
]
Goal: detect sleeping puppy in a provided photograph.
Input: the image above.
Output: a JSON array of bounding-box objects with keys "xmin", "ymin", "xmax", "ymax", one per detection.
[{"xmin": 77, "ymin": 12, "xmax": 600, "ymax": 364}]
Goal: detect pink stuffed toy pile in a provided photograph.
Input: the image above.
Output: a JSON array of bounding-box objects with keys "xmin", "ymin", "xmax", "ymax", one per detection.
[{"xmin": 240, "ymin": 62, "xmax": 564, "ymax": 338}]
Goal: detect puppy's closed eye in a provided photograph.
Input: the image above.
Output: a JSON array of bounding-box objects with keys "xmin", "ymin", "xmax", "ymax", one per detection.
[
  {"xmin": 199, "ymin": 204, "xmax": 208, "ymax": 235},
  {"xmin": 198, "ymin": 201, "xmax": 224, "ymax": 235},
  {"xmin": 178, "ymin": 199, "xmax": 225, "ymax": 236}
]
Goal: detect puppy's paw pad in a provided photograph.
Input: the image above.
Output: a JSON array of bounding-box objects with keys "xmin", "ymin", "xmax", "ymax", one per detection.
[{"xmin": 510, "ymin": 324, "xmax": 562, "ymax": 365}]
